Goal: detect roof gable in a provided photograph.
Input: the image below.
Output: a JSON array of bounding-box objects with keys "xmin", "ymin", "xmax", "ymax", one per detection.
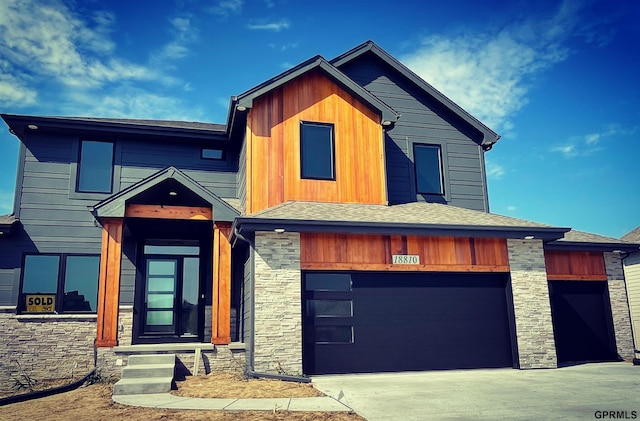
[
  {"xmin": 91, "ymin": 166, "xmax": 239, "ymax": 222},
  {"xmin": 330, "ymin": 41, "xmax": 500, "ymax": 147},
  {"xmin": 236, "ymin": 56, "xmax": 398, "ymax": 124}
]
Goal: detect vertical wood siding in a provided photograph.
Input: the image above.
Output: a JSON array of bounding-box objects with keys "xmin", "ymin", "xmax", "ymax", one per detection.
[
  {"xmin": 622, "ymin": 253, "xmax": 640, "ymax": 350},
  {"xmin": 339, "ymin": 55, "xmax": 489, "ymax": 211},
  {"xmin": 212, "ymin": 222, "xmax": 232, "ymax": 344},
  {"xmin": 300, "ymin": 233, "xmax": 509, "ymax": 272},
  {"xmin": 246, "ymin": 70, "xmax": 387, "ymax": 214},
  {"xmin": 96, "ymin": 218, "xmax": 123, "ymax": 347},
  {"xmin": 544, "ymin": 250, "xmax": 607, "ymax": 281}
]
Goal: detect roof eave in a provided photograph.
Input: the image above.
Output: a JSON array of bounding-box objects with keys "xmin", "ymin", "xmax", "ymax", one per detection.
[
  {"xmin": 1, "ymin": 114, "xmax": 229, "ymax": 141},
  {"xmin": 235, "ymin": 57, "xmax": 399, "ymax": 124},
  {"xmin": 330, "ymin": 41, "xmax": 500, "ymax": 145},
  {"xmin": 544, "ymin": 240, "xmax": 640, "ymax": 253},
  {"xmin": 231, "ymin": 217, "xmax": 569, "ymax": 243}
]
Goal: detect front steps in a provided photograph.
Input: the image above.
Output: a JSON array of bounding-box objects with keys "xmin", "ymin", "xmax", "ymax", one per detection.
[{"xmin": 113, "ymin": 354, "xmax": 176, "ymax": 395}]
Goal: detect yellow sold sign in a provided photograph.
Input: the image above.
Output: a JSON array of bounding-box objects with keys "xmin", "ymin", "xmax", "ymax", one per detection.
[{"xmin": 26, "ymin": 295, "xmax": 55, "ymax": 313}]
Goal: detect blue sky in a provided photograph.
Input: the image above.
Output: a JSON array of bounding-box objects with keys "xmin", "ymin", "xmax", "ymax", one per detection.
[{"xmin": 0, "ymin": 0, "xmax": 638, "ymax": 238}]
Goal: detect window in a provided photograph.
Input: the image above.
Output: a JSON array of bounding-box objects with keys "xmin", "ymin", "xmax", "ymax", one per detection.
[
  {"xmin": 202, "ymin": 148, "xmax": 224, "ymax": 160},
  {"xmin": 300, "ymin": 121, "xmax": 335, "ymax": 180},
  {"xmin": 20, "ymin": 254, "xmax": 100, "ymax": 313},
  {"xmin": 304, "ymin": 273, "xmax": 354, "ymax": 345},
  {"xmin": 77, "ymin": 140, "xmax": 114, "ymax": 193},
  {"xmin": 414, "ymin": 144, "xmax": 444, "ymax": 195}
]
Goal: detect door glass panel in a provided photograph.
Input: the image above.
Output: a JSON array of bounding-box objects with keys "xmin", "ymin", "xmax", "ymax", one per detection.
[
  {"xmin": 148, "ymin": 260, "xmax": 177, "ymax": 276},
  {"xmin": 181, "ymin": 257, "xmax": 200, "ymax": 337},
  {"xmin": 148, "ymin": 277, "xmax": 175, "ymax": 292},
  {"xmin": 307, "ymin": 300, "xmax": 352, "ymax": 317},
  {"xmin": 305, "ymin": 273, "xmax": 352, "ymax": 291},
  {"xmin": 147, "ymin": 310, "xmax": 173, "ymax": 326},
  {"xmin": 144, "ymin": 245, "xmax": 199, "ymax": 256},
  {"xmin": 147, "ymin": 294, "xmax": 174, "ymax": 308}
]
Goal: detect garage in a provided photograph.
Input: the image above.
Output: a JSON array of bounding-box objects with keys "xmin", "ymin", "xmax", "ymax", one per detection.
[
  {"xmin": 303, "ymin": 271, "xmax": 516, "ymax": 375},
  {"xmin": 549, "ymin": 281, "xmax": 618, "ymax": 364}
]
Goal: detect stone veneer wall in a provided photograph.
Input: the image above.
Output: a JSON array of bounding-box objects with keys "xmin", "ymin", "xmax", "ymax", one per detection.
[
  {"xmin": 605, "ymin": 252, "xmax": 634, "ymax": 360},
  {"xmin": 252, "ymin": 231, "xmax": 302, "ymax": 375},
  {"xmin": 507, "ymin": 239, "xmax": 558, "ymax": 369},
  {"xmin": 0, "ymin": 308, "xmax": 96, "ymax": 395}
]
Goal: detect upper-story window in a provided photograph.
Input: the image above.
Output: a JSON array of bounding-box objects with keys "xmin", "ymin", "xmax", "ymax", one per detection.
[
  {"xmin": 77, "ymin": 140, "xmax": 114, "ymax": 193},
  {"xmin": 414, "ymin": 144, "xmax": 444, "ymax": 195},
  {"xmin": 300, "ymin": 121, "xmax": 335, "ymax": 180},
  {"xmin": 20, "ymin": 254, "xmax": 100, "ymax": 314},
  {"xmin": 202, "ymin": 148, "xmax": 224, "ymax": 160}
]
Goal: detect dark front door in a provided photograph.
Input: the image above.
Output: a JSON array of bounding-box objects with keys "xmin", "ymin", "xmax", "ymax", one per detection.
[{"xmin": 135, "ymin": 244, "xmax": 203, "ymax": 343}]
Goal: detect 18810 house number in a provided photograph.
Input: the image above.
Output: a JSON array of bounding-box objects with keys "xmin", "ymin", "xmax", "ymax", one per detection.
[{"xmin": 392, "ymin": 255, "xmax": 420, "ymax": 264}]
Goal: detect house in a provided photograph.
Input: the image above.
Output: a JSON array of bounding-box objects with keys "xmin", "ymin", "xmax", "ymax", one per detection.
[
  {"xmin": 621, "ymin": 227, "xmax": 640, "ymax": 364},
  {"xmin": 0, "ymin": 41, "xmax": 637, "ymax": 392}
]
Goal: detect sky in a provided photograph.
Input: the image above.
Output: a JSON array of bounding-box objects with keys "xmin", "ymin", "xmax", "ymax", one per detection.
[{"xmin": 0, "ymin": 0, "xmax": 638, "ymax": 238}]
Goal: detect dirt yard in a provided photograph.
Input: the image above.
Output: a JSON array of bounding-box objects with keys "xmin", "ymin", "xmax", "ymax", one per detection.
[{"xmin": 0, "ymin": 374, "xmax": 364, "ymax": 421}]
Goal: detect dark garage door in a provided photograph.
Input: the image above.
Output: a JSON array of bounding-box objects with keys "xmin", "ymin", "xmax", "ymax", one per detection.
[
  {"xmin": 549, "ymin": 281, "xmax": 618, "ymax": 364},
  {"xmin": 303, "ymin": 272, "xmax": 515, "ymax": 375}
]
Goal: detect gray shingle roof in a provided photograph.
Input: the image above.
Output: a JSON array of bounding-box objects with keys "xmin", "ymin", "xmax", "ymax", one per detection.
[
  {"xmin": 558, "ymin": 229, "xmax": 636, "ymax": 245},
  {"xmin": 248, "ymin": 201, "xmax": 559, "ymax": 229},
  {"xmin": 56, "ymin": 116, "xmax": 226, "ymax": 132},
  {"xmin": 622, "ymin": 226, "xmax": 640, "ymax": 243}
]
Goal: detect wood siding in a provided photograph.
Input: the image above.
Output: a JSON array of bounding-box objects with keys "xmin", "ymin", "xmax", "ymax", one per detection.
[
  {"xmin": 300, "ymin": 233, "xmax": 509, "ymax": 272},
  {"xmin": 544, "ymin": 250, "xmax": 607, "ymax": 281},
  {"xmin": 212, "ymin": 222, "xmax": 232, "ymax": 344},
  {"xmin": 96, "ymin": 218, "xmax": 123, "ymax": 347},
  {"xmin": 246, "ymin": 70, "xmax": 387, "ymax": 214},
  {"xmin": 339, "ymin": 54, "xmax": 489, "ymax": 211}
]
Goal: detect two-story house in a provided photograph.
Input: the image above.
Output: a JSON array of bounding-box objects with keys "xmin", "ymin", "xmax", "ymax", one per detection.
[{"xmin": 0, "ymin": 41, "xmax": 637, "ymax": 393}]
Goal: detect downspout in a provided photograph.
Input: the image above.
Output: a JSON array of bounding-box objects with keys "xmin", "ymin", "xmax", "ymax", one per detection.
[{"xmin": 233, "ymin": 226, "xmax": 256, "ymax": 373}]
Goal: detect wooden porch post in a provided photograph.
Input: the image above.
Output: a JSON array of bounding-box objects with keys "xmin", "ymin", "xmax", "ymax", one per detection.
[
  {"xmin": 212, "ymin": 222, "xmax": 232, "ymax": 344},
  {"xmin": 96, "ymin": 218, "xmax": 123, "ymax": 347}
]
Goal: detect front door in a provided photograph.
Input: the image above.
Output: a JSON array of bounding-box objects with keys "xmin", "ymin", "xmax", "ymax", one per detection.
[{"xmin": 136, "ymin": 244, "xmax": 203, "ymax": 342}]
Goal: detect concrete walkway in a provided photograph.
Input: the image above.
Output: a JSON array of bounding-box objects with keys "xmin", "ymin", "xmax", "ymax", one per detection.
[{"xmin": 113, "ymin": 393, "xmax": 352, "ymax": 412}]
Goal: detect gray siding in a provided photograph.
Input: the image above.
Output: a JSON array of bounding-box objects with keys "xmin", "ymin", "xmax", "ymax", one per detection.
[
  {"xmin": 0, "ymin": 131, "xmax": 239, "ymax": 307},
  {"xmin": 242, "ymin": 251, "xmax": 253, "ymax": 365},
  {"xmin": 339, "ymin": 54, "xmax": 489, "ymax": 212},
  {"xmin": 237, "ymin": 136, "xmax": 247, "ymax": 214}
]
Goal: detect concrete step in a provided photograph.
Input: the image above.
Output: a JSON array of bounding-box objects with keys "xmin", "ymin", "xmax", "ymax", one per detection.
[
  {"xmin": 121, "ymin": 363, "xmax": 175, "ymax": 379},
  {"xmin": 113, "ymin": 377, "xmax": 174, "ymax": 395},
  {"xmin": 127, "ymin": 354, "xmax": 176, "ymax": 366}
]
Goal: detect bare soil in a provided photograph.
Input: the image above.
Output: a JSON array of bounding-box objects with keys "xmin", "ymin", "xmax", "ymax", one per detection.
[
  {"xmin": 0, "ymin": 375, "xmax": 363, "ymax": 421},
  {"xmin": 172, "ymin": 373, "xmax": 323, "ymax": 399}
]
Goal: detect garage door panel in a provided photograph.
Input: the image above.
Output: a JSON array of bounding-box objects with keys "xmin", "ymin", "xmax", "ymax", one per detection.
[
  {"xmin": 303, "ymin": 272, "xmax": 514, "ymax": 374},
  {"xmin": 550, "ymin": 281, "xmax": 617, "ymax": 363}
]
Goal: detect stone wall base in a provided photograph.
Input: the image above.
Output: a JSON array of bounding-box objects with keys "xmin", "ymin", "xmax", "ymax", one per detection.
[{"xmin": 0, "ymin": 309, "xmax": 96, "ymax": 396}]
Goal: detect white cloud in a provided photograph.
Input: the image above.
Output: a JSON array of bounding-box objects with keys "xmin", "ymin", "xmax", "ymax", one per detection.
[
  {"xmin": 206, "ymin": 0, "xmax": 243, "ymax": 17},
  {"xmin": 400, "ymin": 0, "xmax": 589, "ymax": 135},
  {"xmin": 506, "ymin": 205, "xmax": 517, "ymax": 212},
  {"xmin": 0, "ymin": 190, "xmax": 13, "ymax": 214},
  {"xmin": 152, "ymin": 16, "xmax": 198, "ymax": 63},
  {"xmin": 0, "ymin": 0, "xmax": 160, "ymax": 92},
  {"xmin": 551, "ymin": 124, "xmax": 635, "ymax": 158},
  {"xmin": 246, "ymin": 20, "xmax": 290, "ymax": 31},
  {"xmin": 486, "ymin": 161, "xmax": 505, "ymax": 179}
]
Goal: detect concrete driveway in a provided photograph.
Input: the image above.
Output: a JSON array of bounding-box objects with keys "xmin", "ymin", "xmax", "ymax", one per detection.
[{"xmin": 311, "ymin": 362, "xmax": 640, "ymax": 420}]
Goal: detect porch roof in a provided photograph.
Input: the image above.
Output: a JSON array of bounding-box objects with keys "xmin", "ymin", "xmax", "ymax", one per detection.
[{"xmin": 90, "ymin": 166, "xmax": 239, "ymax": 222}]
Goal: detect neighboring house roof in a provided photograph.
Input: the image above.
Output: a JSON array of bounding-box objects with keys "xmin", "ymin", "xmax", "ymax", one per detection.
[
  {"xmin": 0, "ymin": 214, "xmax": 19, "ymax": 236},
  {"xmin": 546, "ymin": 229, "xmax": 640, "ymax": 252},
  {"xmin": 91, "ymin": 166, "xmax": 239, "ymax": 222},
  {"xmin": 235, "ymin": 55, "xmax": 399, "ymax": 124},
  {"xmin": 622, "ymin": 226, "xmax": 640, "ymax": 243},
  {"xmin": 233, "ymin": 201, "xmax": 570, "ymax": 241},
  {"xmin": 330, "ymin": 41, "xmax": 500, "ymax": 147},
  {"xmin": 1, "ymin": 114, "xmax": 227, "ymax": 141}
]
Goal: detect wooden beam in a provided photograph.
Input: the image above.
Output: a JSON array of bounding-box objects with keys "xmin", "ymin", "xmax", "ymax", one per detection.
[
  {"xmin": 211, "ymin": 222, "xmax": 232, "ymax": 344},
  {"xmin": 96, "ymin": 218, "xmax": 123, "ymax": 347},
  {"xmin": 300, "ymin": 262, "xmax": 510, "ymax": 272},
  {"xmin": 547, "ymin": 274, "xmax": 608, "ymax": 281},
  {"xmin": 124, "ymin": 204, "xmax": 212, "ymax": 220}
]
